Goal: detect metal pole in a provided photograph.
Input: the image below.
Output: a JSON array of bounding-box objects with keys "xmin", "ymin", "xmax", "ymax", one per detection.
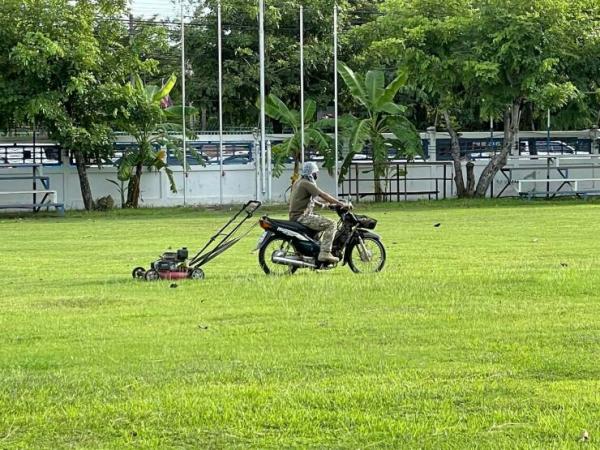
[
  {"xmin": 218, "ymin": 1, "xmax": 224, "ymax": 205},
  {"xmin": 333, "ymin": 2, "xmax": 339, "ymax": 198},
  {"xmin": 259, "ymin": 0, "xmax": 266, "ymax": 200},
  {"xmin": 489, "ymin": 116, "xmax": 493, "ymax": 154},
  {"xmin": 254, "ymin": 136, "xmax": 261, "ymax": 201},
  {"xmin": 267, "ymin": 140, "xmax": 272, "ymax": 201},
  {"xmin": 547, "ymin": 108, "xmax": 551, "ymax": 153},
  {"xmin": 547, "ymin": 108, "xmax": 551, "ymax": 197},
  {"xmin": 300, "ymin": 5, "xmax": 305, "ymax": 166},
  {"xmin": 180, "ymin": 0, "xmax": 187, "ymax": 206}
]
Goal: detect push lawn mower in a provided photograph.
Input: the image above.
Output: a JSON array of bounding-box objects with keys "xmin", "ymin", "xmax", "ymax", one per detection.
[{"xmin": 132, "ymin": 201, "xmax": 261, "ymax": 281}]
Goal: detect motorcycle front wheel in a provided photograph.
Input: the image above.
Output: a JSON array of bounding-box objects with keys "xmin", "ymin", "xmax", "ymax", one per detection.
[
  {"xmin": 348, "ymin": 237, "xmax": 386, "ymax": 273},
  {"xmin": 258, "ymin": 236, "xmax": 299, "ymax": 276}
]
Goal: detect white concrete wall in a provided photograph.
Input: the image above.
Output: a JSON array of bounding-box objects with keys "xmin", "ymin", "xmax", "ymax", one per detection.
[
  {"xmin": 0, "ymin": 161, "xmax": 455, "ymax": 210},
  {"xmin": 3, "ymin": 155, "xmax": 600, "ymax": 211}
]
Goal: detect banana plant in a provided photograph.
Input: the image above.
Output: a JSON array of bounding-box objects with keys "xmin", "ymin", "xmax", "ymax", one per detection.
[
  {"xmin": 263, "ymin": 94, "xmax": 332, "ymax": 183},
  {"xmin": 118, "ymin": 74, "xmax": 199, "ymax": 208},
  {"xmin": 338, "ymin": 63, "xmax": 422, "ymax": 201}
]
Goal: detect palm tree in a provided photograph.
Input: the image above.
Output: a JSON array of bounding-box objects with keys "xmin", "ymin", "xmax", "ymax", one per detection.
[
  {"xmin": 338, "ymin": 63, "xmax": 422, "ymax": 201},
  {"xmin": 264, "ymin": 94, "xmax": 332, "ymax": 182},
  {"xmin": 118, "ymin": 74, "xmax": 197, "ymax": 208}
]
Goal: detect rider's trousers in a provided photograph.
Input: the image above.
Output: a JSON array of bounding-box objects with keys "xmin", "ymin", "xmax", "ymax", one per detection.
[{"xmin": 297, "ymin": 214, "xmax": 336, "ymax": 253}]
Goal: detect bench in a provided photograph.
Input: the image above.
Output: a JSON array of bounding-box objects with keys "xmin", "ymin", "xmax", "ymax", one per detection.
[
  {"xmin": 0, "ymin": 202, "xmax": 65, "ymax": 215},
  {"xmin": 0, "ymin": 175, "xmax": 50, "ymax": 188},
  {"xmin": 0, "ymin": 190, "xmax": 57, "ymax": 202},
  {"xmin": 515, "ymin": 178, "xmax": 600, "ymax": 200},
  {"xmin": 520, "ymin": 190, "xmax": 600, "ymax": 200},
  {"xmin": 0, "ymin": 190, "xmax": 64, "ymax": 215},
  {"xmin": 0, "ymin": 164, "xmax": 64, "ymax": 216},
  {"xmin": 516, "ymin": 178, "xmax": 600, "ymax": 193}
]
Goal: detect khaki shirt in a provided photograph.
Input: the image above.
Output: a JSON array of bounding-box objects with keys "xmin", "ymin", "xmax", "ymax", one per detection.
[{"xmin": 289, "ymin": 178, "xmax": 321, "ymax": 220}]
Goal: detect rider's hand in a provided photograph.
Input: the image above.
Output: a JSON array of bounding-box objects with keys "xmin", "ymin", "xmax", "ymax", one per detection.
[{"xmin": 338, "ymin": 201, "xmax": 352, "ymax": 211}]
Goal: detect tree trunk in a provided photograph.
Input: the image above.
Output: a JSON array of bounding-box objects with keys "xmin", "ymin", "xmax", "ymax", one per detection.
[
  {"xmin": 374, "ymin": 171, "xmax": 384, "ymax": 202},
  {"xmin": 474, "ymin": 100, "xmax": 521, "ymax": 197},
  {"xmin": 373, "ymin": 138, "xmax": 386, "ymax": 202},
  {"xmin": 291, "ymin": 158, "xmax": 300, "ymax": 185},
  {"xmin": 466, "ymin": 162, "xmax": 475, "ymax": 194},
  {"xmin": 443, "ymin": 110, "xmax": 471, "ymax": 198},
  {"xmin": 126, "ymin": 162, "xmax": 143, "ymax": 208},
  {"xmin": 74, "ymin": 150, "xmax": 95, "ymax": 211},
  {"xmin": 201, "ymin": 107, "xmax": 207, "ymax": 130}
]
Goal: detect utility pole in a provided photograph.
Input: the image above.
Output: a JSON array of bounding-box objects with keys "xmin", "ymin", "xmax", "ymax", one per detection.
[
  {"xmin": 333, "ymin": 2, "xmax": 339, "ymax": 197},
  {"xmin": 259, "ymin": 0, "xmax": 266, "ymax": 200},
  {"xmin": 300, "ymin": 5, "xmax": 305, "ymax": 165},
  {"xmin": 218, "ymin": 1, "xmax": 224, "ymax": 205},
  {"xmin": 180, "ymin": 0, "xmax": 187, "ymax": 205}
]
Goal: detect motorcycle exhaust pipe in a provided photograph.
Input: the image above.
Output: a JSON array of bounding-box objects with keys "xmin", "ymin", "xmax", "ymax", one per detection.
[{"xmin": 272, "ymin": 255, "xmax": 316, "ymax": 269}]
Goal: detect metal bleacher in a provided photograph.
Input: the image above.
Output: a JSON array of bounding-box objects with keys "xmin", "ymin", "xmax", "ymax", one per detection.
[{"xmin": 0, "ymin": 143, "xmax": 64, "ymax": 215}]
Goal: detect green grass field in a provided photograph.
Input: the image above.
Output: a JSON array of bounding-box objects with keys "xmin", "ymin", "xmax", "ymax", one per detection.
[{"xmin": 1, "ymin": 199, "xmax": 600, "ymax": 449}]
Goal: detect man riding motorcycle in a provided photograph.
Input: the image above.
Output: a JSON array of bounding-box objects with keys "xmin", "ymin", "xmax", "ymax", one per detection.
[{"xmin": 289, "ymin": 162, "xmax": 347, "ymax": 264}]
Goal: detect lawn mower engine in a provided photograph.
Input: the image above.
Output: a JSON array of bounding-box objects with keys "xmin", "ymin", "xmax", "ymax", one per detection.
[
  {"xmin": 132, "ymin": 247, "xmax": 205, "ymax": 281},
  {"xmin": 153, "ymin": 248, "xmax": 188, "ymax": 272}
]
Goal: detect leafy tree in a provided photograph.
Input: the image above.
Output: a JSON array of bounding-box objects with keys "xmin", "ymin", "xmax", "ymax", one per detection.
[
  {"xmin": 263, "ymin": 94, "xmax": 332, "ymax": 182},
  {"xmin": 117, "ymin": 74, "xmax": 198, "ymax": 208},
  {"xmin": 0, "ymin": 0, "xmax": 166, "ymax": 210},
  {"xmin": 181, "ymin": 0, "xmax": 383, "ymax": 129},
  {"xmin": 356, "ymin": 0, "xmax": 599, "ymax": 197},
  {"xmin": 337, "ymin": 63, "xmax": 422, "ymax": 201},
  {"xmin": 545, "ymin": 0, "xmax": 600, "ymax": 130},
  {"xmin": 364, "ymin": 0, "xmax": 483, "ymax": 197}
]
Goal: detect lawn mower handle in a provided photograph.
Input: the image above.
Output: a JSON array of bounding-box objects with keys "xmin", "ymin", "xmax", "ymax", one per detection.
[{"xmin": 244, "ymin": 200, "xmax": 262, "ymax": 216}]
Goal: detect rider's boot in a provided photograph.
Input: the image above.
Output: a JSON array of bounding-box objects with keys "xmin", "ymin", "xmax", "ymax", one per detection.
[{"xmin": 318, "ymin": 251, "xmax": 339, "ymax": 264}]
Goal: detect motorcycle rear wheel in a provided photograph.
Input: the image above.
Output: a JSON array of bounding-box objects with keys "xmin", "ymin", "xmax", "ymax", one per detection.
[{"xmin": 258, "ymin": 237, "xmax": 300, "ymax": 276}]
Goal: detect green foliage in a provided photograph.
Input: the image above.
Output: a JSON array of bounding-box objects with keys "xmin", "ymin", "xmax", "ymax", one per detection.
[
  {"xmin": 350, "ymin": 0, "xmax": 600, "ymax": 197},
  {"xmin": 117, "ymin": 75, "xmax": 199, "ymax": 207},
  {"xmin": 355, "ymin": 0, "xmax": 600, "ymax": 130},
  {"xmin": 177, "ymin": 0, "xmax": 383, "ymax": 128},
  {"xmin": 0, "ymin": 0, "xmax": 161, "ymax": 140},
  {"xmin": 0, "ymin": 0, "xmax": 168, "ymax": 209},
  {"xmin": 262, "ymin": 94, "xmax": 332, "ymax": 180},
  {"xmin": 337, "ymin": 63, "xmax": 422, "ymax": 197}
]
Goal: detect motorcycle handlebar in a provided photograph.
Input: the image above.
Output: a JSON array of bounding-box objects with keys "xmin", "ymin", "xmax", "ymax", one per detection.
[{"xmin": 331, "ymin": 202, "xmax": 353, "ymax": 214}]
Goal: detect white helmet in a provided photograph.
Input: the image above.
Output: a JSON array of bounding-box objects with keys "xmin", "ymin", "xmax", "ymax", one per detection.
[{"xmin": 301, "ymin": 161, "xmax": 319, "ymax": 179}]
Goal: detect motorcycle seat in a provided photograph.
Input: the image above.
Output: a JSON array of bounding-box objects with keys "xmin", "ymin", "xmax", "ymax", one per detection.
[{"xmin": 269, "ymin": 218, "xmax": 319, "ymax": 237}]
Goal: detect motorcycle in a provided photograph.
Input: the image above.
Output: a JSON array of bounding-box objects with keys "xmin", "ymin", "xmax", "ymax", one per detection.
[{"xmin": 256, "ymin": 204, "xmax": 386, "ymax": 275}]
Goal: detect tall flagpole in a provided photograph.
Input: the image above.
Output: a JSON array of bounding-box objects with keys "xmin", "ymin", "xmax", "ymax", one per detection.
[
  {"xmin": 180, "ymin": 0, "xmax": 187, "ymax": 206},
  {"xmin": 218, "ymin": 1, "xmax": 224, "ymax": 205},
  {"xmin": 333, "ymin": 2, "xmax": 339, "ymax": 198},
  {"xmin": 259, "ymin": 0, "xmax": 266, "ymax": 200},
  {"xmin": 300, "ymin": 5, "xmax": 305, "ymax": 165}
]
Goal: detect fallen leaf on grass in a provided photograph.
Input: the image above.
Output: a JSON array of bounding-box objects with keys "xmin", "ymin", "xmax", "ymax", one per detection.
[{"xmin": 580, "ymin": 430, "xmax": 589, "ymax": 442}]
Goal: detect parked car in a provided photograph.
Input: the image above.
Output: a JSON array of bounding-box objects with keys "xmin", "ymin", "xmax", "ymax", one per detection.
[
  {"xmin": 520, "ymin": 140, "xmax": 577, "ymax": 156},
  {"xmin": 166, "ymin": 154, "xmax": 210, "ymax": 166}
]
